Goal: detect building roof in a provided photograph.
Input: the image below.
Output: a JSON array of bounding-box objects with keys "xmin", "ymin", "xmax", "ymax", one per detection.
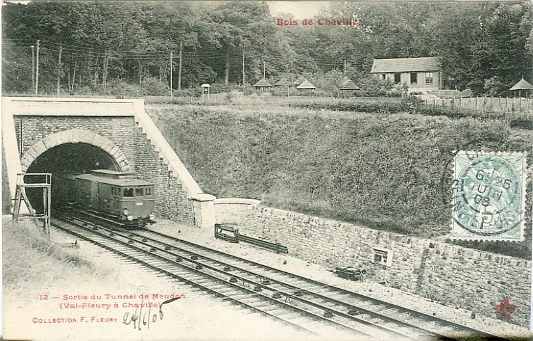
[
  {"xmin": 371, "ymin": 57, "xmax": 441, "ymax": 73},
  {"xmin": 340, "ymin": 79, "xmax": 360, "ymax": 90},
  {"xmin": 90, "ymin": 169, "xmax": 136, "ymax": 179},
  {"xmin": 510, "ymin": 78, "xmax": 533, "ymax": 91},
  {"xmin": 253, "ymin": 78, "xmax": 272, "ymax": 87},
  {"xmin": 297, "ymin": 79, "xmax": 316, "ymax": 89},
  {"xmin": 459, "ymin": 89, "xmax": 473, "ymax": 97},
  {"xmin": 274, "ymin": 78, "xmax": 292, "ymax": 87},
  {"xmin": 76, "ymin": 173, "xmax": 153, "ymax": 187},
  {"xmin": 293, "ymin": 77, "xmax": 306, "ymax": 85},
  {"xmin": 338, "ymin": 76, "xmax": 351, "ymax": 85}
]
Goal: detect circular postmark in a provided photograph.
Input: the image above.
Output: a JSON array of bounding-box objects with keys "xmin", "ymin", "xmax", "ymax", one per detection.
[{"xmin": 453, "ymin": 152, "xmax": 523, "ymax": 236}]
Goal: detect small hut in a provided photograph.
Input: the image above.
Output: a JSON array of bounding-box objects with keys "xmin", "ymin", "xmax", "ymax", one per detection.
[
  {"xmin": 296, "ymin": 79, "xmax": 316, "ymax": 93},
  {"xmin": 340, "ymin": 78, "xmax": 360, "ymax": 91},
  {"xmin": 274, "ymin": 78, "xmax": 292, "ymax": 87},
  {"xmin": 253, "ymin": 78, "xmax": 272, "ymax": 92},
  {"xmin": 274, "ymin": 78, "xmax": 293, "ymax": 96},
  {"xmin": 510, "ymin": 78, "xmax": 533, "ymax": 98}
]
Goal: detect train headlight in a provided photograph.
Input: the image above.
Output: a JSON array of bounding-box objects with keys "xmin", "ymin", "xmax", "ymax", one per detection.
[
  {"xmin": 149, "ymin": 214, "xmax": 155, "ymax": 221},
  {"xmin": 123, "ymin": 208, "xmax": 129, "ymax": 216},
  {"xmin": 127, "ymin": 215, "xmax": 133, "ymax": 221}
]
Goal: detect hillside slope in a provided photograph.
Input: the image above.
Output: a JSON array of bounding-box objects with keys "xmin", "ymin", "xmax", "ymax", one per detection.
[{"xmin": 147, "ymin": 104, "xmax": 532, "ymax": 258}]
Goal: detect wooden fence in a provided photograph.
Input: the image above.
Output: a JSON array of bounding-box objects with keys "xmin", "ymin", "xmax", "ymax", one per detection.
[{"xmin": 421, "ymin": 96, "xmax": 533, "ymax": 117}]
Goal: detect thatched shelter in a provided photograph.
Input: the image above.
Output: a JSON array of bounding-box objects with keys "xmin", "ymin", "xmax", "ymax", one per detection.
[
  {"xmin": 296, "ymin": 79, "xmax": 316, "ymax": 90},
  {"xmin": 340, "ymin": 78, "xmax": 360, "ymax": 91},
  {"xmin": 274, "ymin": 78, "xmax": 292, "ymax": 87},
  {"xmin": 253, "ymin": 78, "xmax": 272, "ymax": 92},
  {"xmin": 510, "ymin": 78, "xmax": 533, "ymax": 98}
]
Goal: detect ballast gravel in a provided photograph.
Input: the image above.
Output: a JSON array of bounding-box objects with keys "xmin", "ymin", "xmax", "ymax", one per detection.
[{"xmin": 5, "ymin": 218, "xmax": 528, "ymax": 340}]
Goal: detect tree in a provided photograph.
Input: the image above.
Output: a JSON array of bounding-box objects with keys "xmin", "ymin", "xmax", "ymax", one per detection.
[
  {"xmin": 208, "ymin": 2, "xmax": 285, "ymax": 84},
  {"xmin": 2, "ymin": 1, "xmax": 531, "ymax": 95},
  {"xmin": 427, "ymin": 2, "xmax": 533, "ymax": 93}
]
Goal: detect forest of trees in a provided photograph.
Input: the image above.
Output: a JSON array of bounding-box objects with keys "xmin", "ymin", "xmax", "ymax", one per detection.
[{"xmin": 2, "ymin": 1, "xmax": 532, "ymax": 96}]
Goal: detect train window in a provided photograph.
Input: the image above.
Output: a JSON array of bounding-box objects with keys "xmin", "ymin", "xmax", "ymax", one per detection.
[
  {"xmin": 145, "ymin": 187, "xmax": 152, "ymax": 196},
  {"xmin": 123, "ymin": 188, "xmax": 134, "ymax": 197},
  {"xmin": 135, "ymin": 188, "xmax": 144, "ymax": 196}
]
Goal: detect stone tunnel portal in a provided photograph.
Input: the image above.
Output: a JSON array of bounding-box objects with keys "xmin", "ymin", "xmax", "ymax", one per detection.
[{"xmin": 25, "ymin": 143, "xmax": 120, "ymax": 214}]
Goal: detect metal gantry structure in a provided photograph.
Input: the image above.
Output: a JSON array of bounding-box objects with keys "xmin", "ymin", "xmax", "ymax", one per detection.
[{"xmin": 12, "ymin": 173, "xmax": 52, "ymax": 236}]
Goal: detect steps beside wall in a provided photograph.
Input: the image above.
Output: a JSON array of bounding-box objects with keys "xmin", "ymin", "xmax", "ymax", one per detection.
[{"xmin": 132, "ymin": 101, "xmax": 215, "ymax": 228}]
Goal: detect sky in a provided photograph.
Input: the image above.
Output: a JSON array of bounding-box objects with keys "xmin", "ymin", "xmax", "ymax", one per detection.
[
  {"xmin": 267, "ymin": 1, "xmax": 330, "ymax": 20},
  {"xmin": 0, "ymin": 1, "xmax": 331, "ymax": 20}
]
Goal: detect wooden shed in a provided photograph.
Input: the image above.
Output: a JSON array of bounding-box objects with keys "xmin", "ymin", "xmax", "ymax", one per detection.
[
  {"xmin": 297, "ymin": 79, "xmax": 316, "ymax": 91},
  {"xmin": 253, "ymin": 78, "xmax": 272, "ymax": 92}
]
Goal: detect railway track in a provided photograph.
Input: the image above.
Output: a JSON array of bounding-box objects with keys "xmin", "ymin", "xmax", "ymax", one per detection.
[{"xmin": 52, "ymin": 212, "xmax": 505, "ymax": 340}]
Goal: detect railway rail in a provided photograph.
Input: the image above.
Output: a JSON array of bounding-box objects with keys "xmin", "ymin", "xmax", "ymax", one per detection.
[{"xmin": 52, "ymin": 211, "xmax": 506, "ymax": 340}]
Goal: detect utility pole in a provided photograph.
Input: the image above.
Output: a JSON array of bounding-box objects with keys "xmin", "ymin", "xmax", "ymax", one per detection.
[
  {"xmin": 35, "ymin": 40, "xmax": 40, "ymax": 95},
  {"xmin": 178, "ymin": 40, "xmax": 182, "ymax": 91},
  {"xmin": 170, "ymin": 50, "xmax": 173, "ymax": 97},
  {"xmin": 57, "ymin": 40, "xmax": 63, "ymax": 96},
  {"xmin": 242, "ymin": 47, "xmax": 245, "ymax": 86},
  {"xmin": 102, "ymin": 49, "xmax": 109, "ymax": 91},
  {"xmin": 263, "ymin": 60, "xmax": 266, "ymax": 79},
  {"xmin": 344, "ymin": 60, "xmax": 347, "ymax": 75},
  {"xmin": 31, "ymin": 45, "xmax": 35, "ymax": 93}
]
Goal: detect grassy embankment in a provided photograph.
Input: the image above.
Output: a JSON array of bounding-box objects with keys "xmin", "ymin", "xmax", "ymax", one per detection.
[
  {"xmin": 146, "ymin": 98, "xmax": 532, "ymax": 259},
  {"xmin": 2, "ymin": 218, "xmax": 104, "ymax": 305}
]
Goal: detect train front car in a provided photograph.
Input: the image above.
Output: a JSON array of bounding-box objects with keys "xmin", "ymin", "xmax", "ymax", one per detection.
[
  {"xmin": 119, "ymin": 182, "xmax": 156, "ymax": 228},
  {"xmin": 74, "ymin": 170, "xmax": 156, "ymax": 228}
]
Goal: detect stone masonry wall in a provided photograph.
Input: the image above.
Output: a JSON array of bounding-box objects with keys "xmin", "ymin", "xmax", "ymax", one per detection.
[
  {"xmin": 14, "ymin": 115, "xmax": 194, "ymax": 224},
  {"xmin": 133, "ymin": 125, "xmax": 194, "ymax": 224},
  {"xmin": 15, "ymin": 116, "xmax": 138, "ymax": 169},
  {"xmin": 215, "ymin": 203, "xmax": 531, "ymax": 327},
  {"xmin": 214, "ymin": 199, "xmax": 260, "ymax": 226}
]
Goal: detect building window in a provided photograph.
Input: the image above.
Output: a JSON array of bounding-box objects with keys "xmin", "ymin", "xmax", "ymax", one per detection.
[
  {"xmin": 373, "ymin": 248, "xmax": 393, "ymax": 266},
  {"xmin": 394, "ymin": 73, "xmax": 401, "ymax": 84},
  {"xmin": 381, "ymin": 74, "xmax": 386, "ymax": 80},
  {"xmin": 410, "ymin": 73, "xmax": 418, "ymax": 84},
  {"xmin": 425, "ymin": 72, "xmax": 433, "ymax": 85}
]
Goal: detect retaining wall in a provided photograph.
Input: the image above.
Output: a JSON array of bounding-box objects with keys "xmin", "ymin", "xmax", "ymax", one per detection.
[{"xmin": 214, "ymin": 201, "xmax": 531, "ymax": 327}]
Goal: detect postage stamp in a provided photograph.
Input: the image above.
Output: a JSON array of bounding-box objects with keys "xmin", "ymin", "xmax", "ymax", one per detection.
[{"xmin": 451, "ymin": 151, "xmax": 527, "ymax": 241}]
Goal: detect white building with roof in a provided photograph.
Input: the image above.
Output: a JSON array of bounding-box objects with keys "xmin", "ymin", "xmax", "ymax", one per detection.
[{"xmin": 370, "ymin": 57, "xmax": 443, "ymax": 93}]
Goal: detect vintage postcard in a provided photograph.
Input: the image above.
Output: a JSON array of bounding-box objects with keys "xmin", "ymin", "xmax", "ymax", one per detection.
[{"xmin": 2, "ymin": 1, "xmax": 532, "ymax": 340}]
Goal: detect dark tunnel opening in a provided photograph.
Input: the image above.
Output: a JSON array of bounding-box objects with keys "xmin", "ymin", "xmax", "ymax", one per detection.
[{"xmin": 25, "ymin": 143, "xmax": 120, "ymax": 214}]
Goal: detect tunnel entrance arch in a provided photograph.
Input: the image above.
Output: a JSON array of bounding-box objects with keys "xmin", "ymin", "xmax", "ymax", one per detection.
[
  {"xmin": 21, "ymin": 129, "xmax": 132, "ymax": 213},
  {"xmin": 20, "ymin": 128, "xmax": 131, "ymax": 173},
  {"xmin": 26, "ymin": 143, "xmax": 121, "ymax": 174}
]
